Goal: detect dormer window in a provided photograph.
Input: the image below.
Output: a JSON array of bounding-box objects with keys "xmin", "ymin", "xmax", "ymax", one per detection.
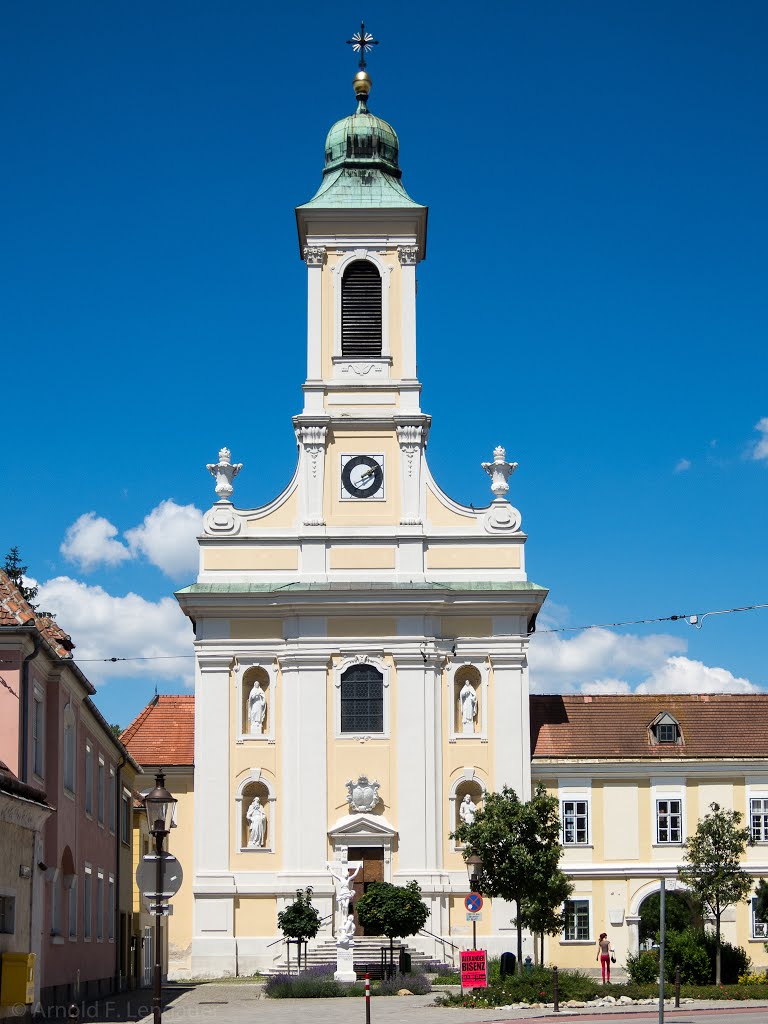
[{"xmin": 650, "ymin": 712, "xmax": 682, "ymax": 746}]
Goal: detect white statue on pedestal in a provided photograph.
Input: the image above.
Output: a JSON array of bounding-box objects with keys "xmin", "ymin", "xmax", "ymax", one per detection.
[
  {"xmin": 248, "ymin": 684, "xmax": 266, "ymax": 734},
  {"xmin": 459, "ymin": 793, "xmax": 478, "ymax": 826},
  {"xmin": 459, "ymin": 680, "xmax": 478, "ymax": 734},
  {"xmin": 336, "ymin": 914, "xmax": 356, "ymax": 948},
  {"xmin": 327, "ymin": 858, "xmax": 363, "ymax": 918},
  {"xmin": 246, "ymin": 796, "xmax": 267, "ymax": 848}
]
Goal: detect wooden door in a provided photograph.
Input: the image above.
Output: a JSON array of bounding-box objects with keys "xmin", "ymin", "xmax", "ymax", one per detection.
[{"xmin": 350, "ymin": 847, "xmax": 385, "ymax": 934}]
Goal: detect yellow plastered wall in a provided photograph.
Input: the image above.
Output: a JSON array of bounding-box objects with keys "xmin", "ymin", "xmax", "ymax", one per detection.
[
  {"xmin": 324, "ymin": 431, "xmax": 401, "ymax": 527},
  {"xmin": 325, "ymin": 656, "xmax": 398, "ymax": 873},
  {"xmin": 327, "ymin": 618, "xmax": 397, "ymax": 637},
  {"xmin": 234, "ymin": 895, "xmax": 278, "ymax": 937},
  {"xmin": 166, "ymin": 773, "xmax": 194, "ymax": 958},
  {"xmin": 427, "ymin": 545, "xmax": 521, "ymax": 570},
  {"xmin": 230, "ymin": 619, "xmax": 283, "ymax": 640},
  {"xmin": 448, "ymin": 895, "xmax": 491, "ymax": 940},
  {"xmin": 203, "ymin": 547, "xmax": 299, "ymax": 572},
  {"xmin": 321, "ymin": 252, "xmax": 403, "ymax": 379},
  {"xmin": 426, "ymin": 490, "xmax": 477, "ymax": 529},
  {"xmin": 637, "ymin": 780, "xmax": 651, "ymax": 859},
  {"xmin": 245, "ymin": 489, "xmax": 298, "ymax": 531},
  {"xmin": 329, "ymin": 547, "xmax": 396, "ymax": 570},
  {"xmin": 230, "ymin": 660, "xmax": 282, "ymax": 870}
]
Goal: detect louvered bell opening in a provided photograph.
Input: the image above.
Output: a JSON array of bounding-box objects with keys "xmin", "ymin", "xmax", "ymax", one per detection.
[{"xmin": 341, "ymin": 261, "xmax": 382, "ymax": 358}]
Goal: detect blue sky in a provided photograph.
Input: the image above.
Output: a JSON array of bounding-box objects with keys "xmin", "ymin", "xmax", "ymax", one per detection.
[{"xmin": 2, "ymin": 1, "xmax": 766, "ymax": 728}]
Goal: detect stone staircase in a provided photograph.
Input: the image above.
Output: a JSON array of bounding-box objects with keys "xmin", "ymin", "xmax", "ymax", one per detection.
[{"xmin": 270, "ymin": 935, "xmax": 450, "ymax": 975}]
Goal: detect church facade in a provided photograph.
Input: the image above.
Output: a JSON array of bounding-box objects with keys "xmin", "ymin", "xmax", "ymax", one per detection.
[{"xmin": 175, "ymin": 65, "xmax": 547, "ymax": 976}]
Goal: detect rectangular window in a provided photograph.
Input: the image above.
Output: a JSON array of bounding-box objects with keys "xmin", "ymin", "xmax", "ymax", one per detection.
[
  {"xmin": 51, "ymin": 875, "xmax": 62, "ymax": 935},
  {"xmin": 0, "ymin": 895, "xmax": 15, "ymax": 935},
  {"xmin": 340, "ymin": 666, "xmax": 384, "ymax": 733},
  {"xmin": 121, "ymin": 789, "xmax": 131, "ymax": 845},
  {"xmin": 85, "ymin": 743, "xmax": 93, "ymax": 816},
  {"xmin": 751, "ymin": 798, "xmax": 768, "ymax": 843},
  {"xmin": 108, "ymin": 876, "xmax": 115, "ymax": 941},
  {"xmin": 562, "ymin": 800, "xmax": 589, "ymax": 845},
  {"xmin": 108, "ymin": 767, "xmax": 116, "ymax": 833},
  {"xmin": 656, "ymin": 723, "xmax": 677, "ymax": 743},
  {"xmin": 752, "ymin": 898, "xmax": 768, "ymax": 939},
  {"xmin": 32, "ymin": 696, "xmax": 44, "ymax": 777},
  {"xmin": 96, "ymin": 873, "xmax": 104, "ymax": 940},
  {"xmin": 68, "ymin": 879, "xmax": 77, "ymax": 939},
  {"xmin": 97, "ymin": 757, "xmax": 105, "ymax": 825},
  {"xmin": 564, "ymin": 899, "xmax": 590, "ymax": 941},
  {"xmin": 83, "ymin": 868, "xmax": 92, "ymax": 940},
  {"xmin": 656, "ymin": 799, "xmax": 682, "ymax": 844}
]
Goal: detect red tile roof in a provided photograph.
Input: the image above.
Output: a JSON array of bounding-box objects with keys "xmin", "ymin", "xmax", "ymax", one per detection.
[
  {"xmin": 531, "ymin": 694, "xmax": 768, "ymax": 759},
  {"xmin": 121, "ymin": 695, "xmax": 195, "ymax": 766},
  {"xmin": 0, "ymin": 571, "xmax": 76, "ymax": 659}
]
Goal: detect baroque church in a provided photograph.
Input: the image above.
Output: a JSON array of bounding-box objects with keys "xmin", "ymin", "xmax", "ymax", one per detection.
[{"xmin": 120, "ymin": 43, "xmax": 768, "ymax": 978}]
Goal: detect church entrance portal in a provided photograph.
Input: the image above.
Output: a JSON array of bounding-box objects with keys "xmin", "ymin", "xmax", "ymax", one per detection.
[{"xmin": 350, "ymin": 847, "xmax": 384, "ymax": 935}]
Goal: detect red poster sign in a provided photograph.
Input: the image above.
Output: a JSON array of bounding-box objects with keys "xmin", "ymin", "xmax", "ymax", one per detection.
[{"xmin": 460, "ymin": 949, "xmax": 488, "ymax": 988}]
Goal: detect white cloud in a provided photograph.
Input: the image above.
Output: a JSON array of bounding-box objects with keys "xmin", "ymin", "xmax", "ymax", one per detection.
[
  {"xmin": 60, "ymin": 513, "xmax": 131, "ymax": 570},
  {"xmin": 125, "ymin": 500, "xmax": 202, "ymax": 580},
  {"xmin": 60, "ymin": 500, "xmax": 202, "ymax": 579},
  {"xmin": 674, "ymin": 458, "xmax": 691, "ymax": 473},
  {"xmin": 636, "ymin": 655, "xmax": 759, "ymax": 694},
  {"xmin": 529, "ymin": 627, "xmax": 759, "ymax": 694},
  {"xmin": 36, "ymin": 576, "xmax": 193, "ymax": 687},
  {"xmin": 748, "ymin": 417, "xmax": 768, "ymax": 462}
]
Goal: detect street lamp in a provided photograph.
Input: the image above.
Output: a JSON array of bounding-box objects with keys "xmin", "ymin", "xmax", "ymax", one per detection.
[
  {"xmin": 144, "ymin": 772, "xmax": 176, "ymax": 1024},
  {"xmin": 464, "ymin": 853, "xmax": 483, "ymax": 950}
]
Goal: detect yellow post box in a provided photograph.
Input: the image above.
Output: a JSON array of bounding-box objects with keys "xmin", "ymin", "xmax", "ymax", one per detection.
[{"xmin": 0, "ymin": 951, "xmax": 36, "ymax": 1005}]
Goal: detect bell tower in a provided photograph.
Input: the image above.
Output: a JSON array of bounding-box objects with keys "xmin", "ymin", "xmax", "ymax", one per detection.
[{"xmin": 294, "ymin": 61, "xmax": 430, "ymax": 530}]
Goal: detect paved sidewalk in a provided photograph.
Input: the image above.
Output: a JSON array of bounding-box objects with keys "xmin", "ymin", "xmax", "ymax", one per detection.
[{"xmin": 71, "ymin": 984, "xmax": 768, "ymax": 1024}]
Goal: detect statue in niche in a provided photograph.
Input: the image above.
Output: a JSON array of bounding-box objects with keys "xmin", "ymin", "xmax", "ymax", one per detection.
[
  {"xmin": 327, "ymin": 859, "xmax": 363, "ymax": 918},
  {"xmin": 459, "ymin": 679, "xmax": 478, "ymax": 734},
  {"xmin": 248, "ymin": 682, "xmax": 266, "ymax": 734},
  {"xmin": 336, "ymin": 913, "xmax": 356, "ymax": 948},
  {"xmin": 246, "ymin": 795, "xmax": 267, "ymax": 848},
  {"xmin": 459, "ymin": 793, "xmax": 478, "ymax": 826}
]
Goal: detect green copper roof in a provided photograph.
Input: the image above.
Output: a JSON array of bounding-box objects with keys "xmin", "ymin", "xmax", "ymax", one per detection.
[{"xmin": 298, "ymin": 94, "xmax": 424, "ymax": 211}]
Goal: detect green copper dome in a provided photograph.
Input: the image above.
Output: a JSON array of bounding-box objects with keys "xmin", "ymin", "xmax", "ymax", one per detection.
[
  {"xmin": 298, "ymin": 72, "xmax": 424, "ymax": 211},
  {"xmin": 323, "ymin": 102, "xmax": 400, "ymax": 177}
]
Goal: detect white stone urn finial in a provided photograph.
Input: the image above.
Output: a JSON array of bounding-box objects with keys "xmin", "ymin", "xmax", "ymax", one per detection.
[
  {"xmin": 481, "ymin": 445, "xmax": 518, "ymax": 500},
  {"xmin": 206, "ymin": 446, "xmax": 243, "ymax": 502}
]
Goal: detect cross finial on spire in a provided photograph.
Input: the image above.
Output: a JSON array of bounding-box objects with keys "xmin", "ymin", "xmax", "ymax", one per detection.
[{"xmin": 346, "ymin": 21, "xmax": 379, "ymax": 71}]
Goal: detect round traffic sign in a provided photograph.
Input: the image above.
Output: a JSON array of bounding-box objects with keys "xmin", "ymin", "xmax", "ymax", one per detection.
[
  {"xmin": 136, "ymin": 853, "xmax": 183, "ymax": 900},
  {"xmin": 465, "ymin": 892, "xmax": 483, "ymax": 913}
]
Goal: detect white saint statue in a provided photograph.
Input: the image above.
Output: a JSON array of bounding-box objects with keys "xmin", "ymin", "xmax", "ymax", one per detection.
[
  {"xmin": 246, "ymin": 795, "xmax": 267, "ymax": 847},
  {"xmin": 459, "ymin": 679, "xmax": 478, "ymax": 734},
  {"xmin": 459, "ymin": 793, "xmax": 477, "ymax": 826},
  {"xmin": 336, "ymin": 913, "xmax": 356, "ymax": 949},
  {"xmin": 327, "ymin": 859, "xmax": 363, "ymax": 918},
  {"xmin": 248, "ymin": 683, "xmax": 266, "ymax": 734}
]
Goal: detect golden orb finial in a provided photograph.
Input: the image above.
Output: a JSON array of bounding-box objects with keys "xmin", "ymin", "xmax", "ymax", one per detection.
[{"xmin": 353, "ymin": 70, "xmax": 372, "ymax": 98}]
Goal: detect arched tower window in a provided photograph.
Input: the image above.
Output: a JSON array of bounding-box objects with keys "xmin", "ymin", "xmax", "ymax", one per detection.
[
  {"xmin": 341, "ymin": 261, "xmax": 382, "ymax": 358},
  {"xmin": 340, "ymin": 663, "xmax": 383, "ymax": 733}
]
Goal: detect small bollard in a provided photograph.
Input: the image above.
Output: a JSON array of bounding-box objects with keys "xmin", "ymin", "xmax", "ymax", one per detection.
[
  {"xmin": 524, "ymin": 954, "xmax": 533, "ymax": 975},
  {"xmin": 552, "ymin": 965, "xmax": 559, "ymax": 1013},
  {"xmin": 674, "ymin": 965, "xmax": 680, "ymax": 1008},
  {"xmin": 365, "ymin": 972, "xmax": 371, "ymax": 1024}
]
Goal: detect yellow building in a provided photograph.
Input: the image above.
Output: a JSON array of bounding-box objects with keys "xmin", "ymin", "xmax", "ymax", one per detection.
[{"xmin": 174, "ymin": 60, "xmax": 546, "ymax": 976}]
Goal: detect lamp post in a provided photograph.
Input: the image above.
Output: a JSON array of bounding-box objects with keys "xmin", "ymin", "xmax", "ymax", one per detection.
[
  {"xmin": 464, "ymin": 853, "xmax": 483, "ymax": 950},
  {"xmin": 144, "ymin": 772, "xmax": 176, "ymax": 1024}
]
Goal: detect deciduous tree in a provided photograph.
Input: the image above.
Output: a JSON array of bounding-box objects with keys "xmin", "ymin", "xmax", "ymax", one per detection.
[
  {"xmin": 678, "ymin": 803, "xmax": 752, "ymax": 984},
  {"xmin": 451, "ymin": 783, "xmax": 566, "ymax": 971},
  {"xmin": 356, "ymin": 879, "xmax": 429, "ymax": 971}
]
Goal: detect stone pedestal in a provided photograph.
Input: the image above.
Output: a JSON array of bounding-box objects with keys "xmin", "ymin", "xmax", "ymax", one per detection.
[{"xmin": 334, "ymin": 946, "xmax": 356, "ymax": 983}]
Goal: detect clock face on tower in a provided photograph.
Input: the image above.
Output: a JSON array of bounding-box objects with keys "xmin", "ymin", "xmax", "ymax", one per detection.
[{"xmin": 340, "ymin": 454, "xmax": 385, "ymax": 500}]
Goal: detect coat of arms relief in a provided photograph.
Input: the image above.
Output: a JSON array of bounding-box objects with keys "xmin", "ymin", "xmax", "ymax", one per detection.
[{"xmin": 346, "ymin": 775, "xmax": 381, "ymax": 813}]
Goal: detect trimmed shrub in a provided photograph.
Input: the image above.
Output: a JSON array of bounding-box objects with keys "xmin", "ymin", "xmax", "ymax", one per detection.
[
  {"xmin": 626, "ymin": 950, "xmax": 659, "ymax": 985},
  {"xmin": 378, "ymin": 971, "xmax": 432, "ymax": 995},
  {"xmin": 665, "ymin": 929, "xmax": 710, "ymax": 984},
  {"xmin": 701, "ymin": 931, "xmax": 751, "ymax": 984}
]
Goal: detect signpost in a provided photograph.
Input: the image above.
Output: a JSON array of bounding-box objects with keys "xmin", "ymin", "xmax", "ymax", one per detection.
[
  {"xmin": 464, "ymin": 892, "xmax": 483, "ymax": 949},
  {"xmin": 460, "ymin": 949, "xmax": 488, "ymax": 990}
]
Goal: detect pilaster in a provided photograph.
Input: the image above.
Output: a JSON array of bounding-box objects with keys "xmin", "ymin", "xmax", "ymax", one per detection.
[
  {"xmin": 398, "ymin": 245, "xmax": 419, "ymax": 382},
  {"xmin": 294, "ymin": 422, "xmax": 329, "ymax": 526},
  {"xmin": 303, "ymin": 245, "xmax": 326, "ymax": 381},
  {"xmin": 194, "ymin": 652, "xmax": 234, "ymax": 875},
  {"xmin": 488, "ymin": 647, "xmax": 531, "ymax": 800},
  {"xmin": 279, "ymin": 651, "xmax": 330, "ymax": 870},
  {"xmin": 395, "ymin": 419, "xmax": 429, "ymax": 526}
]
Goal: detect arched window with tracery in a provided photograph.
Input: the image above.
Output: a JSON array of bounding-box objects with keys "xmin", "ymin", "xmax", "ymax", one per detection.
[
  {"xmin": 340, "ymin": 663, "xmax": 383, "ymax": 734},
  {"xmin": 341, "ymin": 260, "xmax": 382, "ymax": 358}
]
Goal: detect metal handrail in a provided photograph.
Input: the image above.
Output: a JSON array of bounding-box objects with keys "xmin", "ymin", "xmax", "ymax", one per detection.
[{"xmin": 418, "ymin": 927, "xmax": 460, "ymax": 967}]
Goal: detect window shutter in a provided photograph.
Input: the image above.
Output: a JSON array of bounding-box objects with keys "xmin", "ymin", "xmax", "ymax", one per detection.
[{"xmin": 341, "ymin": 261, "xmax": 382, "ymax": 358}]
